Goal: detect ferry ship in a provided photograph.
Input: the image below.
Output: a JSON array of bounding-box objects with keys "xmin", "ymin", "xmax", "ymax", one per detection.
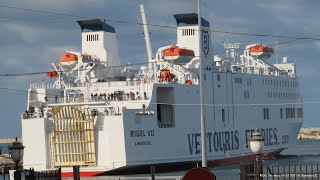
[{"xmin": 21, "ymin": 10, "xmax": 303, "ymax": 177}]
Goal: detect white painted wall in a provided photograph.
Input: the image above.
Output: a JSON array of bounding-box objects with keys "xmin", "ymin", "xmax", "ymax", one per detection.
[
  {"xmin": 22, "ymin": 118, "xmax": 50, "ymax": 170},
  {"xmin": 81, "ymin": 31, "xmax": 121, "ymax": 79}
]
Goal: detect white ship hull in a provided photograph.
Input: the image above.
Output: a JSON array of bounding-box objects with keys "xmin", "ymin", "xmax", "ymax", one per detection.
[
  {"xmin": 20, "ymin": 13, "xmax": 303, "ymax": 177},
  {"xmin": 22, "ymin": 73, "xmax": 302, "ymax": 176}
]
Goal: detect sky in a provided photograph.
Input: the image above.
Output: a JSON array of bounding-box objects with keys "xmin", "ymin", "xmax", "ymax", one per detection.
[{"xmin": 0, "ymin": 0, "xmax": 319, "ymax": 138}]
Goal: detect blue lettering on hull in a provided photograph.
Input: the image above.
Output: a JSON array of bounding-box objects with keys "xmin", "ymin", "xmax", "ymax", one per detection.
[
  {"xmin": 187, "ymin": 130, "xmax": 239, "ymax": 155},
  {"xmin": 187, "ymin": 128, "xmax": 278, "ymax": 155}
]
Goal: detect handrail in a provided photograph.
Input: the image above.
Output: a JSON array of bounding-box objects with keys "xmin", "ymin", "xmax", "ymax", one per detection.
[{"xmin": 21, "ymin": 112, "xmax": 44, "ymax": 119}]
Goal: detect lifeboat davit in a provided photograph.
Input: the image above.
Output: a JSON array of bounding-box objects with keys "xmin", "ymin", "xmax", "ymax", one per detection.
[
  {"xmin": 60, "ymin": 53, "xmax": 78, "ymax": 66},
  {"xmin": 249, "ymin": 44, "xmax": 274, "ymax": 60},
  {"xmin": 163, "ymin": 46, "xmax": 195, "ymax": 64}
]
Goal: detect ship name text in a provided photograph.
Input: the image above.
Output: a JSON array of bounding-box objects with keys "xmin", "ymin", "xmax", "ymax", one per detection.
[
  {"xmin": 187, "ymin": 128, "xmax": 280, "ymax": 155},
  {"xmin": 245, "ymin": 128, "xmax": 279, "ymax": 148},
  {"xmin": 130, "ymin": 130, "xmax": 155, "ymax": 137},
  {"xmin": 130, "ymin": 129, "xmax": 155, "ymax": 146},
  {"xmin": 187, "ymin": 130, "xmax": 239, "ymax": 155}
]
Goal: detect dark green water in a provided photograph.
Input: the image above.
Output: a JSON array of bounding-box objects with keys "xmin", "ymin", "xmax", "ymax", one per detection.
[
  {"xmin": 0, "ymin": 143, "xmax": 9, "ymax": 154},
  {"xmin": 1, "ymin": 140, "xmax": 320, "ymax": 180}
]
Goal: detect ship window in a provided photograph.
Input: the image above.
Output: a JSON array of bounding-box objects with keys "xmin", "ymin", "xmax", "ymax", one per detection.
[
  {"xmin": 235, "ymin": 77, "xmax": 242, "ymax": 84},
  {"xmin": 263, "ymin": 108, "xmax": 269, "ymax": 120},
  {"xmin": 285, "ymin": 108, "xmax": 296, "ymax": 119},
  {"xmin": 157, "ymin": 87, "xmax": 175, "ymax": 128},
  {"xmin": 244, "ymin": 91, "xmax": 249, "ymax": 99},
  {"xmin": 222, "ymin": 109, "xmax": 225, "ymax": 123},
  {"xmin": 292, "ymin": 108, "xmax": 295, "ymax": 118},
  {"xmin": 217, "ymin": 74, "xmax": 220, "ymax": 81},
  {"xmin": 280, "ymin": 108, "xmax": 283, "ymax": 119},
  {"xmin": 297, "ymin": 108, "xmax": 303, "ymax": 118}
]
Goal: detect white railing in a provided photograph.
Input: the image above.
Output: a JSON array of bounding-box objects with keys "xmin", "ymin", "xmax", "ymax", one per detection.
[
  {"xmin": 21, "ymin": 112, "xmax": 44, "ymax": 119},
  {"xmin": 30, "ymin": 83, "xmax": 54, "ymax": 89},
  {"xmin": 93, "ymin": 79, "xmax": 156, "ymax": 88},
  {"xmin": 29, "ymin": 79, "xmax": 157, "ymax": 90}
]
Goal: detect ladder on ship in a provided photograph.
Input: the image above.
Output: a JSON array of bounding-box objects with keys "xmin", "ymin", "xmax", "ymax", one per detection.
[{"xmin": 49, "ymin": 105, "xmax": 96, "ymax": 167}]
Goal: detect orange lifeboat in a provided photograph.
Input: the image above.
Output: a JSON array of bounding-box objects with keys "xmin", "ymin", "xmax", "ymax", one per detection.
[
  {"xmin": 46, "ymin": 70, "xmax": 58, "ymax": 78},
  {"xmin": 158, "ymin": 69, "xmax": 175, "ymax": 82},
  {"xmin": 163, "ymin": 46, "xmax": 195, "ymax": 64},
  {"xmin": 249, "ymin": 44, "xmax": 274, "ymax": 60},
  {"xmin": 60, "ymin": 53, "xmax": 78, "ymax": 66}
]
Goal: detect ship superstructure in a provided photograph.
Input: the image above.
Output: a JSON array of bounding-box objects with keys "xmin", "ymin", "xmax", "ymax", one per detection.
[{"xmin": 21, "ymin": 13, "xmax": 303, "ymax": 176}]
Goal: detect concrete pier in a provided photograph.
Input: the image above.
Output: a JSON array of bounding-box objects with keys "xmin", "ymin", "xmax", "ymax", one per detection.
[
  {"xmin": 0, "ymin": 138, "xmax": 22, "ymax": 144},
  {"xmin": 298, "ymin": 128, "xmax": 320, "ymax": 140},
  {"xmin": 0, "ymin": 154, "xmax": 14, "ymax": 173}
]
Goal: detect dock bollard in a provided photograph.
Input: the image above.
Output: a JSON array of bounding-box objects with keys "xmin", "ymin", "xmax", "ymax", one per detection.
[{"xmin": 150, "ymin": 165, "xmax": 155, "ymax": 180}]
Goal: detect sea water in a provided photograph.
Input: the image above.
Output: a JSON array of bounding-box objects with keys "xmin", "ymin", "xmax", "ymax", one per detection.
[
  {"xmin": 92, "ymin": 140, "xmax": 320, "ymax": 180},
  {"xmin": 0, "ymin": 143, "xmax": 9, "ymax": 154},
  {"xmin": 1, "ymin": 141, "xmax": 320, "ymax": 180}
]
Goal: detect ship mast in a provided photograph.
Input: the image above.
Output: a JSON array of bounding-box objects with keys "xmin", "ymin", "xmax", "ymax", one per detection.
[
  {"xmin": 140, "ymin": 4, "xmax": 157, "ymax": 81},
  {"xmin": 198, "ymin": 0, "xmax": 207, "ymax": 168}
]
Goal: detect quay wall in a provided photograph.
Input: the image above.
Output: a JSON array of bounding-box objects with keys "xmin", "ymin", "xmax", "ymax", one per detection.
[
  {"xmin": 0, "ymin": 138, "xmax": 21, "ymax": 144},
  {"xmin": 298, "ymin": 128, "xmax": 320, "ymax": 140}
]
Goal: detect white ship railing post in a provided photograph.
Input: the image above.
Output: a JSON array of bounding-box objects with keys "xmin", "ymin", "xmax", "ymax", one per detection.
[{"xmin": 198, "ymin": 0, "xmax": 207, "ymax": 168}]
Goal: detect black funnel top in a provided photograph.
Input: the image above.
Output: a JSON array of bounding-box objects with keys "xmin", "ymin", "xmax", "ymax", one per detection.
[
  {"xmin": 173, "ymin": 13, "xmax": 209, "ymax": 27},
  {"xmin": 77, "ymin": 19, "xmax": 115, "ymax": 33}
]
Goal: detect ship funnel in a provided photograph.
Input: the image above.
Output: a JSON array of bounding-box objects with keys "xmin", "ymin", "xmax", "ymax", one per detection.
[
  {"xmin": 173, "ymin": 13, "xmax": 212, "ymax": 59},
  {"xmin": 77, "ymin": 19, "xmax": 121, "ymax": 79}
]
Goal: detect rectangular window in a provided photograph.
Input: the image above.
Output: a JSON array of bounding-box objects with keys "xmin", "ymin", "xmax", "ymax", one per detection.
[
  {"xmin": 157, "ymin": 104, "xmax": 174, "ymax": 128},
  {"xmin": 286, "ymin": 108, "xmax": 289, "ymax": 118},
  {"xmin": 244, "ymin": 91, "xmax": 249, "ymax": 99},
  {"xmin": 297, "ymin": 108, "xmax": 303, "ymax": 118},
  {"xmin": 263, "ymin": 108, "xmax": 269, "ymax": 120},
  {"xmin": 292, "ymin": 108, "xmax": 296, "ymax": 118},
  {"xmin": 217, "ymin": 74, "xmax": 220, "ymax": 81},
  {"xmin": 280, "ymin": 108, "xmax": 283, "ymax": 119},
  {"xmin": 157, "ymin": 87, "xmax": 175, "ymax": 128},
  {"xmin": 222, "ymin": 109, "xmax": 225, "ymax": 123}
]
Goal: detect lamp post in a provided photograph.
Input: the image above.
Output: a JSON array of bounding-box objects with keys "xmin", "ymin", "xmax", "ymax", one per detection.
[
  {"xmin": 8, "ymin": 137, "xmax": 24, "ymax": 180},
  {"xmin": 249, "ymin": 129, "xmax": 264, "ymax": 180}
]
